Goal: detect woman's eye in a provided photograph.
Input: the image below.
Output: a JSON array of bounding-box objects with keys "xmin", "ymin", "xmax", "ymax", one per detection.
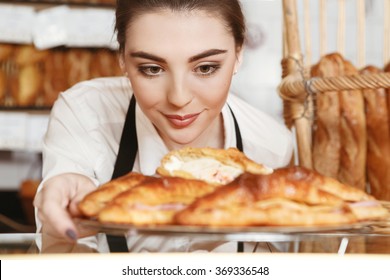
[
  {"xmin": 195, "ymin": 64, "xmax": 220, "ymax": 76},
  {"xmin": 139, "ymin": 65, "xmax": 163, "ymax": 76}
]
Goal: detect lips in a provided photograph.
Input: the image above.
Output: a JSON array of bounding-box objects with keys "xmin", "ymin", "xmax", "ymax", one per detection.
[{"xmin": 165, "ymin": 112, "xmax": 201, "ymax": 128}]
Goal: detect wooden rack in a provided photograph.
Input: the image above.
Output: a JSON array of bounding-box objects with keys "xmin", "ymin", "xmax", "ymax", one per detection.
[{"xmin": 279, "ymin": 0, "xmax": 390, "ymax": 169}]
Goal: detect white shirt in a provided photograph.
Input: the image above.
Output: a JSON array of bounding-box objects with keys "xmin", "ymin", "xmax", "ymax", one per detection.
[{"xmin": 37, "ymin": 77, "xmax": 293, "ymax": 252}]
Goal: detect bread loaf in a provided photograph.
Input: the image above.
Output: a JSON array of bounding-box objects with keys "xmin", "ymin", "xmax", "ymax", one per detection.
[
  {"xmin": 384, "ymin": 63, "xmax": 390, "ymax": 137},
  {"xmin": 15, "ymin": 64, "xmax": 43, "ymax": 106},
  {"xmin": 0, "ymin": 44, "xmax": 14, "ymax": 62},
  {"xmin": 66, "ymin": 48, "xmax": 92, "ymax": 86},
  {"xmin": 338, "ymin": 60, "xmax": 366, "ymax": 190},
  {"xmin": 14, "ymin": 45, "xmax": 49, "ymax": 66},
  {"xmin": 310, "ymin": 53, "xmax": 343, "ymax": 179},
  {"xmin": 0, "ymin": 68, "xmax": 6, "ymax": 105},
  {"xmin": 90, "ymin": 48, "xmax": 121, "ymax": 78},
  {"xmin": 43, "ymin": 49, "xmax": 69, "ymax": 107},
  {"xmin": 364, "ymin": 65, "xmax": 390, "ymax": 200}
]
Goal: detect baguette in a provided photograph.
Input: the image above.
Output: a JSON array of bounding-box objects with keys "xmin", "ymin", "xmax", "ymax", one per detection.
[
  {"xmin": 338, "ymin": 60, "xmax": 366, "ymax": 190},
  {"xmin": 363, "ymin": 65, "xmax": 390, "ymax": 200},
  {"xmin": 310, "ymin": 53, "xmax": 343, "ymax": 179}
]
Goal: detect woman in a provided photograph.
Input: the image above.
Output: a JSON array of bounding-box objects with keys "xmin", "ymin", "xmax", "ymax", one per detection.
[{"xmin": 34, "ymin": 0, "xmax": 293, "ymax": 252}]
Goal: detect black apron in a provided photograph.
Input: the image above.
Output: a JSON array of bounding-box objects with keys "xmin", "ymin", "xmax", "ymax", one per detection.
[{"xmin": 107, "ymin": 95, "xmax": 244, "ymax": 252}]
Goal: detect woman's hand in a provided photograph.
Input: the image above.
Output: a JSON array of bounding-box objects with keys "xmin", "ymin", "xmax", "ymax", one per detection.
[{"xmin": 34, "ymin": 173, "xmax": 97, "ymax": 242}]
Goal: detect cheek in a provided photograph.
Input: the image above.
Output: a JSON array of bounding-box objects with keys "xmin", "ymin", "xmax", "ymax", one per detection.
[
  {"xmin": 128, "ymin": 76, "xmax": 163, "ymax": 109},
  {"xmin": 193, "ymin": 70, "xmax": 233, "ymax": 106}
]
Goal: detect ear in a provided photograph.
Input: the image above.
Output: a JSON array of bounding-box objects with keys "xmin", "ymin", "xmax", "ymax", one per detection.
[
  {"xmin": 234, "ymin": 46, "xmax": 244, "ymax": 74},
  {"xmin": 118, "ymin": 53, "xmax": 127, "ymax": 75}
]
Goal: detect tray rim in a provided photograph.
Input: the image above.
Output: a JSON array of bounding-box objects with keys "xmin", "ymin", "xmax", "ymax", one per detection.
[{"xmin": 76, "ymin": 218, "xmax": 378, "ymax": 235}]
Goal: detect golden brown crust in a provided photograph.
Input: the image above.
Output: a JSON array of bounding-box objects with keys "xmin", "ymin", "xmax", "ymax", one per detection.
[
  {"xmin": 15, "ymin": 64, "xmax": 43, "ymax": 107},
  {"xmin": 156, "ymin": 147, "xmax": 272, "ymax": 185},
  {"xmin": 43, "ymin": 49, "xmax": 69, "ymax": 107},
  {"xmin": 175, "ymin": 198, "xmax": 357, "ymax": 226},
  {"xmin": 14, "ymin": 45, "xmax": 49, "ymax": 66},
  {"xmin": 311, "ymin": 53, "xmax": 343, "ymax": 179},
  {"xmin": 89, "ymin": 49, "xmax": 121, "ymax": 78},
  {"xmin": 66, "ymin": 49, "xmax": 92, "ymax": 86},
  {"xmin": 78, "ymin": 172, "xmax": 153, "ymax": 218},
  {"xmin": 0, "ymin": 68, "xmax": 6, "ymax": 105},
  {"xmin": 175, "ymin": 166, "xmax": 386, "ymax": 226},
  {"xmin": 347, "ymin": 200, "xmax": 389, "ymax": 221},
  {"xmin": 385, "ymin": 63, "xmax": 390, "ymax": 127},
  {"xmin": 338, "ymin": 60, "xmax": 367, "ymax": 190},
  {"xmin": 98, "ymin": 177, "xmax": 216, "ymax": 225},
  {"xmin": 0, "ymin": 44, "xmax": 14, "ymax": 62},
  {"xmin": 361, "ymin": 66, "xmax": 390, "ymax": 201}
]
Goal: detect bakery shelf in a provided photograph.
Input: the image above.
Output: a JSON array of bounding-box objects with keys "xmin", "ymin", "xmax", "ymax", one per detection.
[{"xmin": 0, "ymin": 0, "xmax": 115, "ymax": 8}]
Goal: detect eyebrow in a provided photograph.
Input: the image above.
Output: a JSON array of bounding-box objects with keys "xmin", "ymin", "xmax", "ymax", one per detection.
[{"xmin": 130, "ymin": 49, "xmax": 228, "ymax": 63}]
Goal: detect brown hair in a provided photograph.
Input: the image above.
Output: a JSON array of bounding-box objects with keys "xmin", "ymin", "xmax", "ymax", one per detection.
[{"xmin": 115, "ymin": 0, "xmax": 246, "ymax": 53}]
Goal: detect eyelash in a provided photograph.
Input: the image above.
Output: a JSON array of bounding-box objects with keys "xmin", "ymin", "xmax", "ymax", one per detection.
[
  {"xmin": 138, "ymin": 65, "xmax": 163, "ymax": 77},
  {"xmin": 137, "ymin": 63, "xmax": 221, "ymax": 78},
  {"xmin": 194, "ymin": 64, "xmax": 221, "ymax": 76}
]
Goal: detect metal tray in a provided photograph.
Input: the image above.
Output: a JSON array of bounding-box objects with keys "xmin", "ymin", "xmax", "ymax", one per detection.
[{"xmin": 77, "ymin": 218, "xmax": 376, "ymax": 235}]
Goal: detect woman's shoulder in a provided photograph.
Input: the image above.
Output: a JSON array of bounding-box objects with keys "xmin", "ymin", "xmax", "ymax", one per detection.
[
  {"xmin": 50, "ymin": 77, "xmax": 132, "ymax": 128},
  {"xmin": 60, "ymin": 77, "xmax": 132, "ymax": 104},
  {"xmin": 54, "ymin": 77, "xmax": 131, "ymax": 113}
]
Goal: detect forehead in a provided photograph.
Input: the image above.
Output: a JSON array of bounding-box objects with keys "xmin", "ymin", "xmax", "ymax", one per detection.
[{"xmin": 124, "ymin": 9, "xmax": 236, "ymax": 56}]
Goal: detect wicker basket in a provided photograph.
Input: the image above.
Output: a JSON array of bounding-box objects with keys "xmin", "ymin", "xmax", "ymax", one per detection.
[
  {"xmin": 279, "ymin": 1, "xmax": 390, "ymax": 253},
  {"xmin": 279, "ymin": 0, "xmax": 390, "ymax": 172}
]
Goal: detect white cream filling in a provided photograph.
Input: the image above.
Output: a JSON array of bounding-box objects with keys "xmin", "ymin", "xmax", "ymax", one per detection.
[{"xmin": 165, "ymin": 156, "xmax": 243, "ymax": 184}]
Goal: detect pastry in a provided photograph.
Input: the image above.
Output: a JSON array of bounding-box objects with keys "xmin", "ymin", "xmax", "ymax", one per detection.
[
  {"xmin": 156, "ymin": 147, "xmax": 272, "ymax": 185},
  {"xmin": 175, "ymin": 166, "xmax": 388, "ymax": 226},
  {"xmin": 79, "ymin": 172, "xmax": 154, "ymax": 217},
  {"xmin": 97, "ymin": 176, "xmax": 216, "ymax": 225}
]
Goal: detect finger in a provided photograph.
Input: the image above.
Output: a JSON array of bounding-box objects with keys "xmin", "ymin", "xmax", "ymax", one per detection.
[
  {"xmin": 42, "ymin": 199, "xmax": 79, "ymax": 242},
  {"xmin": 68, "ymin": 179, "xmax": 97, "ymax": 216}
]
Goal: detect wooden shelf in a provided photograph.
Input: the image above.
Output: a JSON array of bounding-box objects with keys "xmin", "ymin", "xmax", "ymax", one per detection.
[{"xmin": 0, "ymin": 0, "xmax": 115, "ymax": 8}]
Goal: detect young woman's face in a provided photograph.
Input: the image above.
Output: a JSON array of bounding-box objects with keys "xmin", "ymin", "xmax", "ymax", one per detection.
[{"xmin": 120, "ymin": 9, "xmax": 241, "ymax": 149}]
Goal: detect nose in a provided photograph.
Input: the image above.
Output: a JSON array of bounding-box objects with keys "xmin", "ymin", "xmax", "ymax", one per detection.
[{"xmin": 166, "ymin": 73, "xmax": 193, "ymax": 107}]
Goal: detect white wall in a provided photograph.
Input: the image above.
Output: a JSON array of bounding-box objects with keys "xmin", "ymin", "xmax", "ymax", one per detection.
[{"xmin": 231, "ymin": 0, "xmax": 285, "ymax": 123}]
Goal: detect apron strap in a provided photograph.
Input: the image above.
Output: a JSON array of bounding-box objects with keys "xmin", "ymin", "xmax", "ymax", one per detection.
[
  {"xmin": 111, "ymin": 95, "xmax": 138, "ymax": 179},
  {"xmin": 228, "ymin": 104, "xmax": 243, "ymax": 152},
  {"xmin": 107, "ymin": 98, "xmax": 244, "ymax": 252},
  {"xmin": 106, "ymin": 95, "xmax": 137, "ymax": 252}
]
